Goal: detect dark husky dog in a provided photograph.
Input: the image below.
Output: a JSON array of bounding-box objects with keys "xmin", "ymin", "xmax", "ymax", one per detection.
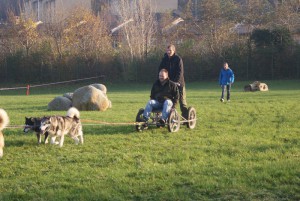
[
  {"xmin": 40, "ymin": 107, "xmax": 83, "ymax": 147},
  {"xmin": 24, "ymin": 117, "xmax": 49, "ymax": 144}
]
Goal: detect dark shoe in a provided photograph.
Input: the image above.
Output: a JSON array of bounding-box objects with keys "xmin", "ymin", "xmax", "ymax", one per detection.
[
  {"xmin": 141, "ymin": 116, "xmax": 148, "ymax": 129},
  {"xmin": 158, "ymin": 119, "xmax": 166, "ymax": 127},
  {"xmin": 181, "ymin": 114, "xmax": 187, "ymax": 125},
  {"xmin": 142, "ymin": 122, "xmax": 148, "ymax": 129},
  {"xmin": 138, "ymin": 116, "xmax": 147, "ymax": 122},
  {"xmin": 136, "ymin": 121, "xmax": 148, "ymax": 131},
  {"xmin": 136, "ymin": 116, "xmax": 148, "ymax": 129}
]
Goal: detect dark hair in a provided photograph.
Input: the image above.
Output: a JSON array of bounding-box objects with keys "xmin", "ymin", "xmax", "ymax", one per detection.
[
  {"xmin": 160, "ymin": 69, "xmax": 168, "ymax": 74},
  {"xmin": 167, "ymin": 44, "xmax": 176, "ymax": 52}
]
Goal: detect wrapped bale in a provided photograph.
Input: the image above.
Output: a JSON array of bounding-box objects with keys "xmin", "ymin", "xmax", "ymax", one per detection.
[
  {"xmin": 89, "ymin": 84, "xmax": 107, "ymax": 94},
  {"xmin": 48, "ymin": 96, "xmax": 72, "ymax": 111},
  {"xmin": 72, "ymin": 86, "xmax": 110, "ymax": 111},
  {"xmin": 244, "ymin": 81, "xmax": 268, "ymax": 92},
  {"xmin": 244, "ymin": 81, "xmax": 260, "ymax": 92},
  {"xmin": 63, "ymin": 92, "xmax": 73, "ymax": 101},
  {"xmin": 259, "ymin": 83, "xmax": 268, "ymax": 91}
]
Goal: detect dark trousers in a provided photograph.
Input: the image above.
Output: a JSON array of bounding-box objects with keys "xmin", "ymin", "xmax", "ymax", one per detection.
[
  {"xmin": 179, "ymin": 86, "xmax": 188, "ymax": 118},
  {"xmin": 221, "ymin": 84, "xmax": 231, "ymax": 100}
]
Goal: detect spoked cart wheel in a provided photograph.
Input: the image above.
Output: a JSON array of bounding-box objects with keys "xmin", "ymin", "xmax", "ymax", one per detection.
[
  {"xmin": 135, "ymin": 108, "xmax": 146, "ymax": 132},
  {"xmin": 168, "ymin": 109, "xmax": 180, "ymax": 132},
  {"xmin": 187, "ymin": 107, "xmax": 196, "ymax": 129}
]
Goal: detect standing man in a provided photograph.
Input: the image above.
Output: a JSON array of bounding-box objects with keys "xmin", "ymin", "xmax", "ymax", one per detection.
[
  {"xmin": 158, "ymin": 44, "xmax": 188, "ymax": 119},
  {"xmin": 142, "ymin": 69, "xmax": 179, "ymax": 126},
  {"xmin": 219, "ymin": 62, "xmax": 234, "ymax": 102}
]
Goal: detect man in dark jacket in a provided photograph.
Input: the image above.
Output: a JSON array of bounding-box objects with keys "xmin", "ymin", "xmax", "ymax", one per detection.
[
  {"xmin": 158, "ymin": 44, "xmax": 188, "ymax": 118},
  {"xmin": 142, "ymin": 69, "xmax": 179, "ymax": 125}
]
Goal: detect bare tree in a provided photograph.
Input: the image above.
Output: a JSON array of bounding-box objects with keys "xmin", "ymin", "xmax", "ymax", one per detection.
[
  {"xmin": 42, "ymin": 8, "xmax": 67, "ymax": 59},
  {"xmin": 0, "ymin": 25, "xmax": 17, "ymax": 55},
  {"xmin": 6, "ymin": 11, "xmax": 40, "ymax": 56},
  {"xmin": 64, "ymin": 7, "xmax": 113, "ymax": 60},
  {"xmin": 271, "ymin": 0, "xmax": 300, "ymax": 32},
  {"xmin": 116, "ymin": 0, "xmax": 157, "ymax": 61},
  {"xmin": 194, "ymin": 0, "xmax": 239, "ymax": 58},
  {"xmin": 41, "ymin": 4, "xmax": 113, "ymax": 61}
]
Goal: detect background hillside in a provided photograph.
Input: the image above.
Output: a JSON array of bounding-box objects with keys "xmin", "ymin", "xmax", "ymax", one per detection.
[{"xmin": 0, "ymin": 0, "xmax": 299, "ymax": 83}]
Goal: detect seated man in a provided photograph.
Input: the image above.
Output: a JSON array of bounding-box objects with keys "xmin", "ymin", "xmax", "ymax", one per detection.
[{"xmin": 142, "ymin": 69, "xmax": 179, "ymax": 125}]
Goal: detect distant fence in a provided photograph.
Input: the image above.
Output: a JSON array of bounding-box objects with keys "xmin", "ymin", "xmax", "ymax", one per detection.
[{"xmin": 0, "ymin": 75, "xmax": 105, "ymax": 95}]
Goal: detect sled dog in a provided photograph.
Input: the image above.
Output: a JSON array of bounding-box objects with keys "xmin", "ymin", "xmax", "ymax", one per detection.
[
  {"xmin": 24, "ymin": 117, "xmax": 49, "ymax": 144},
  {"xmin": 40, "ymin": 107, "xmax": 83, "ymax": 147}
]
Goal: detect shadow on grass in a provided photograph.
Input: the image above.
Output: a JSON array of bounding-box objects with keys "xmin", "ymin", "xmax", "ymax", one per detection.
[
  {"xmin": 5, "ymin": 139, "xmax": 27, "ymax": 147},
  {"xmin": 83, "ymin": 125, "xmax": 135, "ymax": 135},
  {"xmin": 5, "ymin": 106, "xmax": 48, "ymax": 112}
]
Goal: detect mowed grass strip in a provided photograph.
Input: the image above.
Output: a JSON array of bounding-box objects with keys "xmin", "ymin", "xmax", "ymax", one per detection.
[{"xmin": 0, "ymin": 80, "xmax": 299, "ymax": 201}]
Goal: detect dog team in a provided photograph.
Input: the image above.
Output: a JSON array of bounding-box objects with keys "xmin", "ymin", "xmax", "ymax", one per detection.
[{"xmin": 0, "ymin": 107, "xmax": 84, "ymax": 158}]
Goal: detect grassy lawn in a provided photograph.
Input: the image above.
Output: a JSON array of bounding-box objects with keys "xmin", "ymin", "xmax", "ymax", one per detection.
[{"xmin": 0, "ymin": 80, "xmax": 299, "ymax": 201}]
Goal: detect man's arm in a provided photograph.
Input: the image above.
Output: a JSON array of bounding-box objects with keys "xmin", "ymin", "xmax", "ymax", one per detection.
[
  {"xmin": 173, "ymin": 57, "xmax": 183, "ymax": 84},
  {"xmin": 150, "ymin": 81, "xmax": 157, "ymax": 100},
  {"xmin": 229, "ymin": 70, "xmax": 234, "ymax": 84},
  {"xmin": 219, "ymin": 70, "xmax": 222, "ymax": 85},
  {"xmin": 172, "ymin": 84, "xmax": 179, "ymax": 108}
]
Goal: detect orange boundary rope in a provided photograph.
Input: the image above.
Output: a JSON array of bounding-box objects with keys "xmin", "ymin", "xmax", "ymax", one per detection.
[
  {"xmin": 81, "ymin": 119, "xmax": 139, "ymax": 126},
  {"xmin": 4, "ymin": 121, "xmax": 140, "ymax": 129}
]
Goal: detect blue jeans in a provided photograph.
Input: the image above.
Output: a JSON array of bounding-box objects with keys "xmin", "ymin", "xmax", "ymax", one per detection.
[
  {"xmin": 143, "ymin": 99, "xmax": 173, "ymax": 121},
  {"xmin": 221, "ymin": 84, "xmax": 231, "ymax": 100}
]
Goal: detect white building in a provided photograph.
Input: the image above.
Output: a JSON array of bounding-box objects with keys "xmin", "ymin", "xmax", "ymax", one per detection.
[
  {"xmin": 24, "ymin": 0, "xmax": 178, "ymax": 22},
  {"xmin": 24, "ymin": 0, "xmax": 90, "ymax": 22}
]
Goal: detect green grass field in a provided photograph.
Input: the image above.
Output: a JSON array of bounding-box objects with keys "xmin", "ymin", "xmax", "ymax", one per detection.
[{"xmin": 0, "ymin": 80, "xmax": 299, "ymax": 201}]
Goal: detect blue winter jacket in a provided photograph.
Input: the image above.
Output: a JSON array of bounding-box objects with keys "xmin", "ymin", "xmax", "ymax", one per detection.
[{"xmin": 219, "ymin": 68, "xmax": 234, "ymax": 85}]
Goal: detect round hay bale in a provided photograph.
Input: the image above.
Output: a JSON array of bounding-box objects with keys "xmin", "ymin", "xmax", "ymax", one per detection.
[
  {"xmin": 108, "ymin": 100, "xmax": 112, "ymax": 108},
  {"xmin": 90, "ymin": 84, "xmax": 107, "ymax": 94},
  {"xmin": 244, "ymin": 85, "xmax": 252, "ymax": 92},
  {"xmin": 63, "ymin": 92, "xmax": 73, "ymax": 100},
  {"xmin": 259, "ymin": 83, "xmax": 268, "ymax": 91},
  {"xmin": 249, "ymin": 82, "xmax": 259, "ymax": 91},
  {"xmin": 72, "ymin": 86, "xmax": 110, "ymax": 111},
  {"xmin": 252, "ymin": 81, "xmax": 261, "ymax": 86},
  {"xmin": 48, "ymin": 96, "xmax": 72, "ymax": 111}
]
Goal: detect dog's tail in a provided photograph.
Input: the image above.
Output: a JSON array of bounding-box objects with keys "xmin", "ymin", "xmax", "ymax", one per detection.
[
  {"xmin": 0, "ymin": 109, "xmax": 9, "ymax": 131},
  {"xmin": 67, "ymin": 107, "xmax": 80, "ymax": 119}
]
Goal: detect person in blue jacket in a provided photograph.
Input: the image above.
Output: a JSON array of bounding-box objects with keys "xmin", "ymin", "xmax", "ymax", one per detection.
[{"xmin": 219, "ymin": 62, "xmax": 234, "ymax": 102}]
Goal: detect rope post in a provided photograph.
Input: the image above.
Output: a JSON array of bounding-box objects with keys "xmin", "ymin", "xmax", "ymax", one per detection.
[{"xmin": 26, "ymin": 85, "xmax": 30, "ymax": 95}]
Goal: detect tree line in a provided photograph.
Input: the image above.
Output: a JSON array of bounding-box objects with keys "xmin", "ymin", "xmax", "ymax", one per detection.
[{"xmin": 0, "ymin": 0, "xmax": 299, "ymax": 84}]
